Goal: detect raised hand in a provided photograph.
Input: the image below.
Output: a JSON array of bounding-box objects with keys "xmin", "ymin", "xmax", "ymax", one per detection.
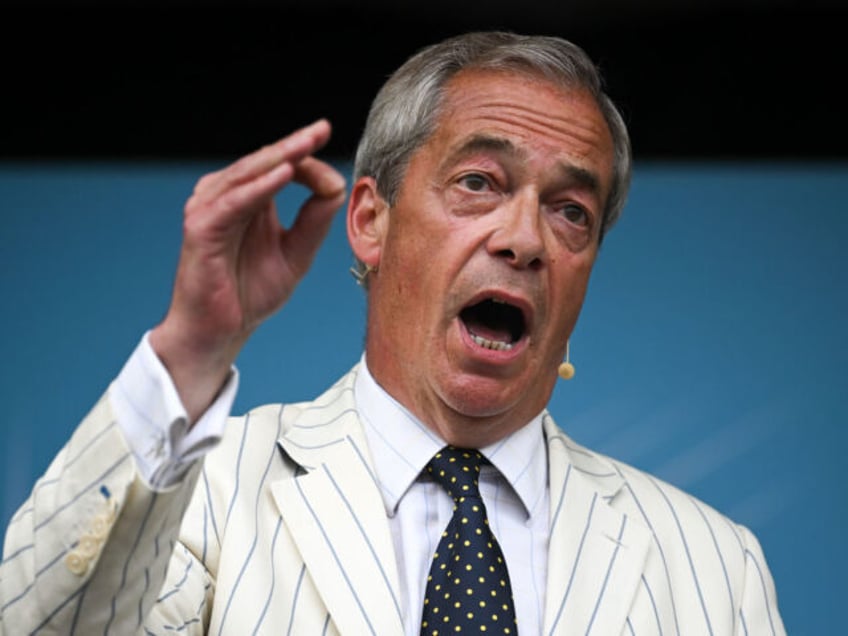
[{"xmin": 149, "ymin": 119, "xmax": 347, "ymax": 422}]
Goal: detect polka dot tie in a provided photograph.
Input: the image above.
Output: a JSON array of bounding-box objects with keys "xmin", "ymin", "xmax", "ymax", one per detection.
[{"xmin": 420, "ymin": 446, "xmax": 518, "ymax": 635}]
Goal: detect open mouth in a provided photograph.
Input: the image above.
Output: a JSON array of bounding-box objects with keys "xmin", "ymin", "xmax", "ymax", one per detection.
[{"xmin": 459, "ymin": 298, "xmax": 526, "ymax": 351}]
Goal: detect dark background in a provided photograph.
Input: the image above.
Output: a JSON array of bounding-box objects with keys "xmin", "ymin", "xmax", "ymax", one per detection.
[{"xmin": 2, "ymin": 1, "xmax": 845, "ymax": 161}]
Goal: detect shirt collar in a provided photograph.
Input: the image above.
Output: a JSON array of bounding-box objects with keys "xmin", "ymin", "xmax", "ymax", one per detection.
[{"xmin": 354, "ymin": 354, "xmax": 547, "ymax": 520}]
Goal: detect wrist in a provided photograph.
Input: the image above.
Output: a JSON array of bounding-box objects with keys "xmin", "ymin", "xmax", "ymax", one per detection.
[{"xmin": 149, "ymin": 319, "xmax": 243, "ymax": 424}]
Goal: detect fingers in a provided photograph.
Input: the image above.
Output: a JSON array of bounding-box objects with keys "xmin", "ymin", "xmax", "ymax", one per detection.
[
  {"xmin": 194, "ymin": 118, "xmax": 333, "ymax": 203},
  {"xmin": 184, "ymin": 120, "xmax": 342, "ymax": 238},
  {"xmin": 196, "ymin": 145, "xmax": 346, "ymax": 232},
  {"xmin": 282, "ymin": 160, "xmax": 348, "ymax": 280},
  {"xmin": 294, "ymin": 156, "xmax": 347, "ymax": 199}
]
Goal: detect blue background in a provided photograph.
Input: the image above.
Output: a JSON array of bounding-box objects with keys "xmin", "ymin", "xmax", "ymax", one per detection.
[{"xmin": 1, "ymin": 160, "xmax": 845, "ymax": 633}]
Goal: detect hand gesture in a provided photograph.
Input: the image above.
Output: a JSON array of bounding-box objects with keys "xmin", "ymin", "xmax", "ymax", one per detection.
[{"xmin": 150, "ymin": 119, "xmax": 347, "ymax": 421}]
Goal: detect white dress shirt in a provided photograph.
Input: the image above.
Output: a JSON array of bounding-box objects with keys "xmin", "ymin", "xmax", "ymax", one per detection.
[
  {"xmin": 109, "ymin": 332, "xmax": 237, "ymax": 490},
  {"xmin": 110, "ymin": 334, "xmax": 550, "ymax": 634},
  {"xmin": 354, "ymin": 361, "xmax": 550, "ymax": 634}
]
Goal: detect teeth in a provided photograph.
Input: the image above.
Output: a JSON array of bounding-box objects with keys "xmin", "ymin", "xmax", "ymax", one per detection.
[
  {"xmin": 470, "ymin": 333, "xmax": 514, "ymax": 351},
  {"xmin": 491, "ymin": 297, "xmax": 506, "ymax": 304}
]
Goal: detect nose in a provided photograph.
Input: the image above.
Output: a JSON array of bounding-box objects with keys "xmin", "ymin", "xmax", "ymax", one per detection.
[{"xmin": 487, "ymin": 193, "xmax": 545, "ymax": 270}]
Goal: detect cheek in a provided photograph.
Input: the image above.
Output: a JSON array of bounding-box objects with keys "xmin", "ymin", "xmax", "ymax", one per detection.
[
  {"xmin": 379, "ymin": 224, "xmax": 443, "ymax": 323},
  {"xmin": 381, "ymin": 215, "xmax": 422, "ymax": 273},
  {"xmin": 550, "ymin": 256, "xmax": 595, "ymax": 319}
]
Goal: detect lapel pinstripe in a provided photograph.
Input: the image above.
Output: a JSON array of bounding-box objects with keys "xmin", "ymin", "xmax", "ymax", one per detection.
[
  {"xmin": 270, "ymin": 373, "xmax": 404, "ymax": 635},
  {"xmin": 542, "ymin": 415, "xmax": 652, "ymax": 636}
]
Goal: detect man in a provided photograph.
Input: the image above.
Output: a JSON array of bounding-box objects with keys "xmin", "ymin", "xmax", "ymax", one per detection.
[{"xmin": 1, "ymin": 31, "xmax": 784, "ymax": 634}]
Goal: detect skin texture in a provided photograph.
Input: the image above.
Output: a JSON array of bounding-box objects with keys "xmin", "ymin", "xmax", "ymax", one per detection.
[{"xmin": 348, "ymin": 69, "xmax": 615, "ymax": 448}]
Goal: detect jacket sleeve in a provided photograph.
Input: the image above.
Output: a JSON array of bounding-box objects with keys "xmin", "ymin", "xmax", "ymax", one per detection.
[
  {"xmin": 735, "ymin": 524, "xmax": 786, "ymax": 636},
  {"xmin": 1, "ymin": 393, "xmax": 213, "ymax": 635}
]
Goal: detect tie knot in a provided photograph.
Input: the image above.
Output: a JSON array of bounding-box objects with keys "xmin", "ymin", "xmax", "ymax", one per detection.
[{"xmin": 426, "ymin": 446, "xmax": 486, "ymax": 501}]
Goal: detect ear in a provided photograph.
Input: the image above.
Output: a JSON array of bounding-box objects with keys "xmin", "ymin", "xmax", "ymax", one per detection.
[{"xmin": 347, "ymin": 176, "xmax": 388, "ymax": 269}]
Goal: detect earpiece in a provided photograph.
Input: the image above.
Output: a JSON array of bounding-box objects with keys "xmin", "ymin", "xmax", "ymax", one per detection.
[{"xmin": 349, "ymin": 262, "xmax": 377, "ymax": 287}]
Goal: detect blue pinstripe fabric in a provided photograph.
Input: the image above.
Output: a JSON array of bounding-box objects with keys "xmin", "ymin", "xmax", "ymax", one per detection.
[{"xmin": 0, "ymin": 363, "xmax": 786, "ymax": 635}]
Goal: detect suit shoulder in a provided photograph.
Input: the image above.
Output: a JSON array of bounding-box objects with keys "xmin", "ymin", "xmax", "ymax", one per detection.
[
  {"xmin": 596, "ymin": 449, "xmax": 758, "ymax": 562},
  {"xmin": 613, "ymin": 456, "xmax": 733, "ymax": 522},
  {"xmin": 208, "ymin": 367, "xmax": 360, "ymax": 467},
  {"xmin": 563, "ymin": 440, "xmax": 783, "ymax": 631},
  {"xmin": 547, "ymin": 418, "xmax": 752, "ymax": 552}
]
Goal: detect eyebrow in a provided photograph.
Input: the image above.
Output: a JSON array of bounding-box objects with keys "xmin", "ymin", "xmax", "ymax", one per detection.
[
  {"xmin": 558, "ymin": 164, "xmax": 601, "ymax": 197},
  {"xmin": 444, "ymin": 133, "xmax": 602, "ymax": 196}
]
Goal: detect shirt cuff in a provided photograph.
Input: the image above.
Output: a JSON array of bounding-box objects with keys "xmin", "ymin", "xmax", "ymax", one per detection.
[{"xmin": 109, "ymin": 331, "xmax": 239, "ymax": 490}]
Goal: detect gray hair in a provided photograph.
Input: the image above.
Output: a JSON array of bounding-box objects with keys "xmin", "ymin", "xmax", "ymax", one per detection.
[{"xmin": 352, "ymin": 31, "xmax": 631, "ymax": 281}]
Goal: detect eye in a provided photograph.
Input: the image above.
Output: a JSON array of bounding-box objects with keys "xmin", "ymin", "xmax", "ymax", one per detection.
[
  {"xmin": 458, "ymin": 173, "xmax": 491, "ymax": 192},
  {"xmin": 560, "ymin": 203, "xmax": 589, "ymax": 227}
]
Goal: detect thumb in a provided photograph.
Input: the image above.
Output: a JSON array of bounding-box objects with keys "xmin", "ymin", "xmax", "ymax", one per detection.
[{"xmin": 281, "ymin": 186, "xmax": 348, "ymax": 281}]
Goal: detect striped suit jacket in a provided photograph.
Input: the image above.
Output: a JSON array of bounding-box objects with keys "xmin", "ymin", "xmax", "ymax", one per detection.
[{"xmin": 1, "ymin": 365, "xmax": 784, "ymax": 635}]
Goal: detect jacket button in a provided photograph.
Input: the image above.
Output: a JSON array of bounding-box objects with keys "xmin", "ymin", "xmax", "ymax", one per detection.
[
  {"xmin": 90, "ymin": 514, "xmax": 110, "ymax": 539},
  {"xmin": 65, "ymin": 551, "xmax": 88, "ymax": 576},
  {"xmin": 78, "ymin": 534, "xmax": 99, "ymax": 559}
]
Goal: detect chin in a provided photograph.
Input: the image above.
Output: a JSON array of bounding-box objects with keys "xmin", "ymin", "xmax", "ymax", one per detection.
[{"xmin": 439, "ymin": 374, "xmax": 534, "ymax": 420}]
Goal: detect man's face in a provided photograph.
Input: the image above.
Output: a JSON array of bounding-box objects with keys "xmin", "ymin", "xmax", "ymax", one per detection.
[{"xmin": 361, "ymin": 69, "xmax": 615, "ymax": 447}]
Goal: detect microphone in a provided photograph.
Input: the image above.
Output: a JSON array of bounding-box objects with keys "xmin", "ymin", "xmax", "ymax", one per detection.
[
  {"xmin": 558, "ymin": 341, "xmax": 575, "ymax": 380},
  {"xmin": 558, "ymin": 361, "xmax": 575, "ymax": 380}
]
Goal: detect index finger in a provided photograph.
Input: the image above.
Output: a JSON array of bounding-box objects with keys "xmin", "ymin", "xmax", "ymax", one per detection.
[{"xmin": 198, "ymin": 119, "xmax": 333, "ymax": 202}]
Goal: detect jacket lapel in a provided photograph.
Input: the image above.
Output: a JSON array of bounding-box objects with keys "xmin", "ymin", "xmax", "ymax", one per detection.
[
  {"xmin": 266, "ymin": 371, "xmax": 653, "ymax": 635},
  {"xmin": 542, "ymin": 415, "xmax": 652, "ymax": 635},
  {"xmin": 269, "ymin": 370, "xmax": 404, "ymax": 636}
]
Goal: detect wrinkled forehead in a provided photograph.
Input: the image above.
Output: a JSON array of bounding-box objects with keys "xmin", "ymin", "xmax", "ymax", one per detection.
[{"xmin": 427, "ymin": 69, "xmax": 615, "ymax": 187}]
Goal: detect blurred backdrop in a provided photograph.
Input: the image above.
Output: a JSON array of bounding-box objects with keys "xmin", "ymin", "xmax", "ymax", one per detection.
[{"xmin": 1, "ymin": 3, "xmax": 846, "ymax": 633}]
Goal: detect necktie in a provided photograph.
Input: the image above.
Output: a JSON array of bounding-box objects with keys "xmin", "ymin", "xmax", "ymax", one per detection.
[{"xmin": 420, "ymin": 446, "xmax": 518, "ymax": 635}]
